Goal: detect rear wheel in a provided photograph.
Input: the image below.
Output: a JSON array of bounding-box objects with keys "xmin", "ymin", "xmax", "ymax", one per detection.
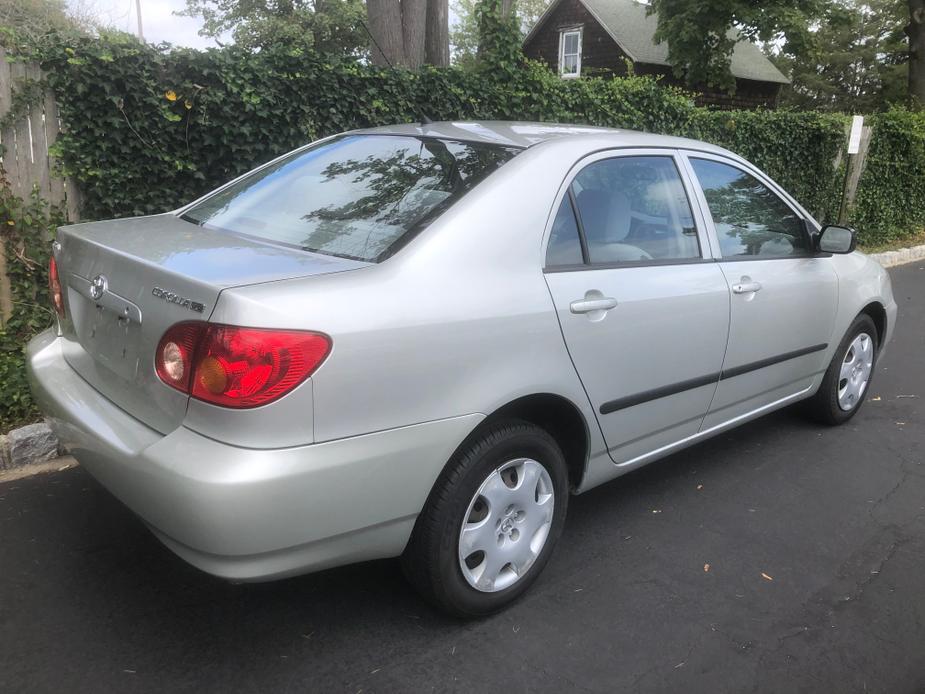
[
  {"xmin": 402, "ymin": 420, "xmax": 568, "ymax": 617},
  {"xmin": 805, "ymin": 314, "xmax": 878, "ymax": 425}
]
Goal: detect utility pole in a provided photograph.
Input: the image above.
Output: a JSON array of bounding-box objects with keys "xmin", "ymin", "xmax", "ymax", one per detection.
[{"xmin": 135, "ymin": 0, "xmax": 144, "ymax": 41}]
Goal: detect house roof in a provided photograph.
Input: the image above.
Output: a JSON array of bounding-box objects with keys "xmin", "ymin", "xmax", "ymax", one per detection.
[{"xmin": 525, "ymin": 0, "xmax": 791, "ymax": 85}]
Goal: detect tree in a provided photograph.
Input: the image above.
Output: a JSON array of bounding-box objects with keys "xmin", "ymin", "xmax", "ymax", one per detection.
[
  {"xmin": 647, "ymin": 0, "xmax": 823, "ymax": 91},
  {"xmin": 776, "ymin": 0, "xmax": 908, "ymax": 112},
  {"xmin": 0, "ymin": 0, "xmax": 95, "ymax": 41},
  {"xmin": 178, "ymin": 0, "xmax": 369, "ymax": 55},
  {"xmin": 909, "ymin": 0, "xmax": 925, "ymax": 104},
  {"xmin": 450, "ymin": 0, "xmax": 550, "ymax": 65},
  {"xmin": 365, "ymin": 0, "xmax": 450, "ymax": 67},
  {"xmin": 650, "ymin": 0, "xmax": 925, "ymax": 106}
]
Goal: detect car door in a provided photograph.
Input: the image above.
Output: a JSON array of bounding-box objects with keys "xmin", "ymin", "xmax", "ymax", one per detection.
[
  {"xmin": 544, "ymin": 150, "xmax": 731, "ymax": 466},
  {"xmin": 681, "ymin": 153, "xmax": 838, "ymax": 430}
]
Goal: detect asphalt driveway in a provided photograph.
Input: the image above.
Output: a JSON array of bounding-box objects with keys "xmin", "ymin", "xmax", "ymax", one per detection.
[{"xmin": 1, "ymin": 263, "xmax": 923, "ymax": 694}]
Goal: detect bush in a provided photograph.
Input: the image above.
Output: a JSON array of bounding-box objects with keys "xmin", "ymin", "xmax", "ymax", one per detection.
[
  {"xmin": 0, "ymin": 179, "xmax": 61, "ymax": 431},
  {"xmin": 852, "ymin": 109, "xmax": 925, "ymax": 245},
  {"xmin": 30, "ymin": 34, "xmax": 847, "ymax": 227}
]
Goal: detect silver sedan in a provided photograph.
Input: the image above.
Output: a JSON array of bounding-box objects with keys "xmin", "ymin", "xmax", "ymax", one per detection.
[{"xmin": 28, "ymin": 122, "xmax": 897, "ymax": 616}]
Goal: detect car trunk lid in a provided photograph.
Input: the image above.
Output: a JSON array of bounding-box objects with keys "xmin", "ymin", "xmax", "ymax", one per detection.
[{"xmin": 56, "ymin": 214, "xmax": 367, "ymax": 434}]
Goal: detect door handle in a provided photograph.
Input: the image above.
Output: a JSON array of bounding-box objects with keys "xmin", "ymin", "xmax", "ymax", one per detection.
[
  {"xmin": 732, "ymin": 279, "xmax": 762, "ymax": 294},
  {"xmin": 570, "ymin": 297, "xmax": 618, "ymax": 314}
]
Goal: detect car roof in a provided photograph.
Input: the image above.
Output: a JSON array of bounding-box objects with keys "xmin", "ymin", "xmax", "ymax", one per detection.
[{"xmin": 353, "ymin": 121, "xmax": 737, "ymax": 157}]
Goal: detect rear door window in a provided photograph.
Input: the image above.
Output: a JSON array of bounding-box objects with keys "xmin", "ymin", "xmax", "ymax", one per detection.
[
  {"xmin": 570, "ymin": 156, "xmax": 701, "ymax": 264},
  {"xmin": 545, "ymin": 194, "xmax": 585, "ymax": 267},
  {"xmin": 182, "ymin": 135, "xmax": 520, "ymax": 262}
]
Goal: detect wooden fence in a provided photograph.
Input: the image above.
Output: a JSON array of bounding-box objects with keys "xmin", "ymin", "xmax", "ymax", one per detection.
[{"xmin": 0, "ymin": 46, "xmax": 80, "ymax": 325}]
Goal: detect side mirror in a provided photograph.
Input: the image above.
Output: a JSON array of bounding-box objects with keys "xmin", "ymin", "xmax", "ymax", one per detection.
[{"xmin": 817, "ymin": 224, "xmax": 857, "ymax": 254}]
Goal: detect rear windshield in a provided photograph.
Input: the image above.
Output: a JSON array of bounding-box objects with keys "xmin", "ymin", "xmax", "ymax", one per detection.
[{"xmin": 181, "ymin": 134, "xmax": 520, "ymax": 262}]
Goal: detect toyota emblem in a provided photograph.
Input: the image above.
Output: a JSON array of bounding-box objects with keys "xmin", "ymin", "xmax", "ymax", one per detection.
[{"xmin": 90, "ymin": 274, "xmax": 108, "ymax": 301}]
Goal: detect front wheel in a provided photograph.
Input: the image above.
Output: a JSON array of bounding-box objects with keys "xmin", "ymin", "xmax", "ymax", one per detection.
[
  {"xmin": 805, "ymin": 314, "xmax": 878, "ymax": 425},
  {"xmin": 402, "ymin": 421, "xmax": 569, "ymax": 617}
]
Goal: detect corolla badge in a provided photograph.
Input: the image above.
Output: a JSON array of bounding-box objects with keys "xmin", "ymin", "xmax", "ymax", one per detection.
[
  {"xmin": 152, "ymin": 286, "xmax": 205, "ymax": 313},
  {"xmin": 90, "ymin": 274, "xmax": 108, "ymax": 301}
]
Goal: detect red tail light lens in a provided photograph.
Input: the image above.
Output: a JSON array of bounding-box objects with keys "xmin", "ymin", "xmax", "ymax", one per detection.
[
  {"xmin": 155, "ymin": 322, "xmax": 331, "ymax": 409},
  {"xmin": 48, "ymin": 256, "xmax": 64, "ymax": 318}
]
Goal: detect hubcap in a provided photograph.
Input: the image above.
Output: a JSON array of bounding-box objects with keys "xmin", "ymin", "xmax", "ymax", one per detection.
[
  {"xmin": 837, "ymin": 332, "xmax": 874, "ymax": 411},
  {"xmin": 458, "ymin": 458, "xmax": 555, "ymax": 593}
]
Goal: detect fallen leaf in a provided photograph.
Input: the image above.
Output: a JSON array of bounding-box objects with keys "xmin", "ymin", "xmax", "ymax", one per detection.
[
  {"xmin": 761, "ymin": 572, "xmax": 773, "ymax": 582},
  {"xmin": 704, "ymin": 563, "xmax": 711, "ymax": 572},
  {"xmin": 871, "ymin": 396, "xmax": 882, "ymax": 402}
]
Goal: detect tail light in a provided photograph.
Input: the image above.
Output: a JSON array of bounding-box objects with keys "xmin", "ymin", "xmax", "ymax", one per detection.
[
  {"xmin": 49, "ymin": 256, "xmax": 64, "ymax": 318},
  {"xmin": 155, "ymin": 322, "xmax": 331, "ymax": 408}
]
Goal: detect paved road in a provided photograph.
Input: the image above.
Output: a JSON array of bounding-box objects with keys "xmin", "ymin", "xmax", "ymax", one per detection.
[{"xmin": 2, "ymin": 264, "xmax": 924, "ymax": 694}]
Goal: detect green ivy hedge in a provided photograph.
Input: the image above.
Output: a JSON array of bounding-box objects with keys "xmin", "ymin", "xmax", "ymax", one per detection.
[
  {"xmin": 0, "ymin": 181, "xmax": 61, "ymax": 430},
  {"xmin": 30, "ymin": 35, "xmax": 853, "ymax": 226},
  {"xmin": 852, "ymin": 109, "xmax": 925, "ymax": 245},
  {"xmin": 37, "ymin": 36, "xmax": 921, "ymax": 242}
]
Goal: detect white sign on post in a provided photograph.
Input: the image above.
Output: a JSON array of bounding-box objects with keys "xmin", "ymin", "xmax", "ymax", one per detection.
[{"xmin": 848, "ymin": 115, "xmax": 864, "ymax": 155}]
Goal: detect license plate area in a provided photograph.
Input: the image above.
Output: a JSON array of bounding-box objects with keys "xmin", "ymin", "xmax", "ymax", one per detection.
[{"xmin": 68, "ymin": 287, "xmax": 144, "ymax": 382}]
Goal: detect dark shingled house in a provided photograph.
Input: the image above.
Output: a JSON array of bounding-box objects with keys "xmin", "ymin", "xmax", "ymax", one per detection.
[{"xmin": 523, "ymin": 0, "xmax": 791, "ymax": 109}]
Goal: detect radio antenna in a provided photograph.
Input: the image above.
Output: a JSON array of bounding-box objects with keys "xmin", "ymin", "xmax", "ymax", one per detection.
[{"xmin": 359, "ymin": 18, "xmax": 392, "ymax": 70}]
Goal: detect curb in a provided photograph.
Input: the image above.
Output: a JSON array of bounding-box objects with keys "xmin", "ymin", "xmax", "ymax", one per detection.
[
  {"xmin": 0, "ymin": 456, "xmax": 77, "ymax": 484},
  {"xmin": 868, "ymin": 244, "xmax": 925, "ymax": 268}
]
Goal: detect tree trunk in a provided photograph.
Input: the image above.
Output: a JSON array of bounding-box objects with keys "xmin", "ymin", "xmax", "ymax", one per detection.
[
  {"xmin": 366, "ymin": 0, "xmax": 406, "ymax": 66},
  {"xmin": 425, "ymin": 0, "xmax": 450, "ymax": 66},
  {"xmin": 366, "ymin": 0, "xmax": 450, "ymax": 68},
  {"xmin": 402, "ymin": 0, "xmax": 428, "ymax": 67},
  {"xmin": 909, "ymin": 0, "xmax": 925, "ymax": 106}
]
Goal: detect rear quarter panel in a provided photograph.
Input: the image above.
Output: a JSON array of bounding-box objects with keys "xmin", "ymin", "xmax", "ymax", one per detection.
[{"xmin": 210, "ymin": 140, "xmax": 609, "ymax": 472}]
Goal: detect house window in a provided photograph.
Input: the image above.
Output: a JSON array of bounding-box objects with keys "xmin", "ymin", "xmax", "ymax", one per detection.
[{"xmin": 559, "ymin": 28, "xmax": 582, "ymax": 78}]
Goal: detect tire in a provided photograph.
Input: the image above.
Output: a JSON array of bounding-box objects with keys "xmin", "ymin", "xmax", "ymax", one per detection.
[
  {"xmin": 805, "ymin": 314, "xmax": 878, "ymax": 425},
  {"xmin": 402, "ymin": 420, "xmax": 569, "ymax": 617}
]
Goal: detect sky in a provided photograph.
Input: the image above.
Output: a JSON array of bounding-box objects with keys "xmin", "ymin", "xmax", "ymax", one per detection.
[{"xmin": 67, "ymin": 0, "xmax": 225, "ymax": 48}]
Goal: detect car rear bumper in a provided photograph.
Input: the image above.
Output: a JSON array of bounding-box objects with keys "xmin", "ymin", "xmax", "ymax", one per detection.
[{"xmin": 27, "ymin": 330, "xmax": 482, "ymax": 581}]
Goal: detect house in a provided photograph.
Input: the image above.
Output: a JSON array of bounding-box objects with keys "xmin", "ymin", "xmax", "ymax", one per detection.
[{"xmin": 523, "ymin": 0, "xmax": 791, "ymax": 110}]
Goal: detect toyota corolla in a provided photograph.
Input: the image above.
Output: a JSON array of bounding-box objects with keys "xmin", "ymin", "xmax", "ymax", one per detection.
[{"xmin": 27, "ymin": 122, "xmax": 896, "ymax": 616}]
